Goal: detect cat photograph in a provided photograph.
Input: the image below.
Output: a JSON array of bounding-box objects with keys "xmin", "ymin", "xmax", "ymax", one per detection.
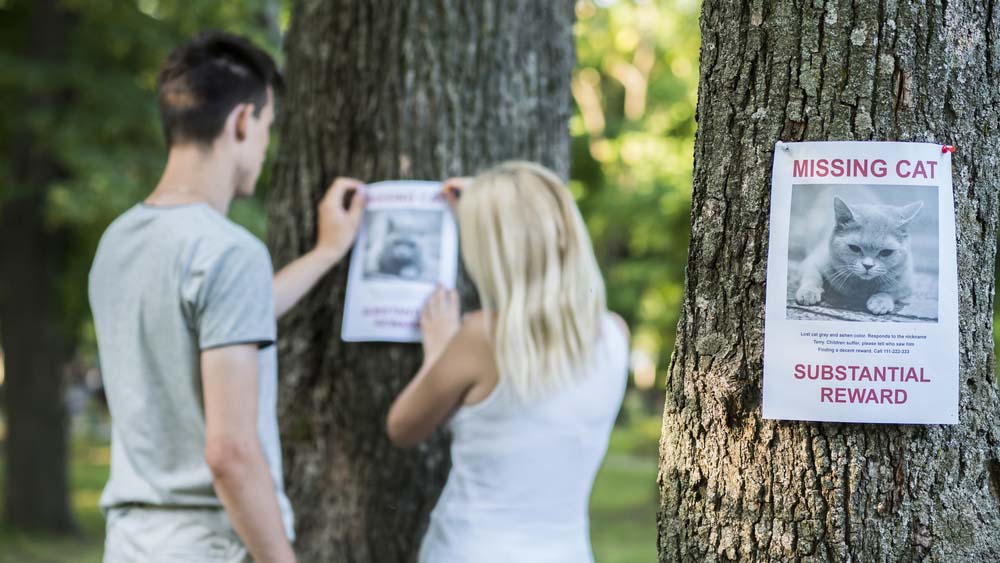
[
  {"xmin": 786, "ymin": 185, "xmax": 939, "ymax": 322},
  {"xmin": 377, "ymin": 236, "xmax": 423, "ymax": 279},
  {"xmin": 363, "ymin": 210, "xmax": 443, "ymax": 284}
]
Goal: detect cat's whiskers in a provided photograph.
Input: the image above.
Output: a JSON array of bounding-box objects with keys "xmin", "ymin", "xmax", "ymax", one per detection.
[{"xmin": 826, "ymin": 266, "xmax": 854, "ymax": 291}]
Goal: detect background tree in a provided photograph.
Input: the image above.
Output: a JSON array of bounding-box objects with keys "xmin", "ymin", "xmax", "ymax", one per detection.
[
  {"xmin": 0, "ymin": 0, "xmax": 280, "ymax": 533},
  {"xmin": 267, "ymin": 1, "xmax": 575, "ymax": 560},
  {"xmin": 0, "ymin": 0, "xmax": 76, "ymax": 532},
  {"xmin": 659, "ymin": 1, "xmax": 1000, "ymax": 561},
  {"xmin": 571, "ymin": 0, "xmax": 699, "ymax": 400}
]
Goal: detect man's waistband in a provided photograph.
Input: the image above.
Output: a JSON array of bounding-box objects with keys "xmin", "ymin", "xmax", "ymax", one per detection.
[{"xmin": 108, "ymin": 502, "xmax": 224, "ymax": 512}]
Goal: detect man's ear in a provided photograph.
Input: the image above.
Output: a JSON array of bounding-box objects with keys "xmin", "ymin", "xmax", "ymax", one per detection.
[{"xmin": 231, "ymin": 103, "xmax": 252, "ymax": 142}]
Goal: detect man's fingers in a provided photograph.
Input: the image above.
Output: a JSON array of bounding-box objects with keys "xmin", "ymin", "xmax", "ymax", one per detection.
[
  {"xmin": 347, "ymin": 186, "xmax": 366, "ymax": 222},
  {"xmin": 325, "ymin": 177, "xmax": 365, "ymax": 210},
  {"xmin": 332, "ymin": 176, "xmax": 364, "ymax": 193}
]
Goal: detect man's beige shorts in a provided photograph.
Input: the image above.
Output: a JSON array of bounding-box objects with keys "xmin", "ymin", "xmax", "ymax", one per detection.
[{"xmin": 103, "ymin": 506, "xmax": 251, "ymax": 562}]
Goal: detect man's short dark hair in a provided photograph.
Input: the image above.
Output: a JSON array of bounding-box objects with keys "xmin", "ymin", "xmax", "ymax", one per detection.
[{"xmin": 156, "ymin": 31, "xmax": 283, "ymax": 147}]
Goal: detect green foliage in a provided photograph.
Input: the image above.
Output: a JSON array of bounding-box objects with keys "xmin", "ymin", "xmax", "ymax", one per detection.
[
  {"xmin": 590, "ymin": 412, "xmax": 661, "ymax": 563},
  {"xmin": 571, "ymin": 0, "xmax": 700, "ymax": 388},
  {"xmin": 0, "ymin": 0, "xmax": 281, "ymax": 352}
]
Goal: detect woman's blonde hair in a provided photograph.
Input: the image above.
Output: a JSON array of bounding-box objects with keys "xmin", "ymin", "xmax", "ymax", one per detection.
[{"xmin": 458, "ymin": 161, "xmax": 607, "ymax": 400}]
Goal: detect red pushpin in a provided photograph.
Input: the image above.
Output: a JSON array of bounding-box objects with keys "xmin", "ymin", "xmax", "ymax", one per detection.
[{"xmin": 941, "ymin": 145, "xmax": 956, "ymax": 154}]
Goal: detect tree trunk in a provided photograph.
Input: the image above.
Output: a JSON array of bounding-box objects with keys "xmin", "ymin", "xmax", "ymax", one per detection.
[
  {"xmin": 0, "ymin": 0, "xmax": 75, "ymax": 533},
  {"xmin": 268, "ymin": 1, "xmax": 575, "ymax": 560},
  {"xmin": 659, "ymin": 1, "xmax": 1000, "ymax": 561}
]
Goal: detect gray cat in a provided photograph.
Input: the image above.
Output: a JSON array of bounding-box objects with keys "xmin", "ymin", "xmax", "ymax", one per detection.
[
  {"xmin": 374, "ymin": 218, "xmax": 423, "ymax": 279},
  {"xmin": 794, "ymin": 197, "xmax": 923, "ymax": 315}
]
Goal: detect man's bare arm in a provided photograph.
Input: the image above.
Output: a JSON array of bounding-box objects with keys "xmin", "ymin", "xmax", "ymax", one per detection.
[{"xmin": 202, "ymin": 344, "xmax": 296, "ymax": 563}]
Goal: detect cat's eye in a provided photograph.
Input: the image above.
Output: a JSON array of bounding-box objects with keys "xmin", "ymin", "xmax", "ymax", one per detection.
[
  {"xmin": 879, "ymin": 249, "xmax": 894, "ymax": 257},
  {"xmin": 848, "ymin": 244, "xmax": 862, "ymax": 253}
]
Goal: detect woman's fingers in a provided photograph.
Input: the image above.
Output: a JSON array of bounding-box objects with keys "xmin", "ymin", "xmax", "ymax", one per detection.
[
  {"xmin": 441, "ymin": 177, "xmax": 471, "ymax": 212},
  {"xmin": 422, "ymin": 286, "xmax": 444, "ymax": 320}
]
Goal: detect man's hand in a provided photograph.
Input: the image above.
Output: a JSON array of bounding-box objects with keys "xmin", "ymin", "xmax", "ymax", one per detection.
[
  {"xmin": 273, "ymin": 177, "xmax": 367, "ymax": 318},
  {"xmin": 315, "ymin": 177, "xmax": 366, "ymax": 264}
]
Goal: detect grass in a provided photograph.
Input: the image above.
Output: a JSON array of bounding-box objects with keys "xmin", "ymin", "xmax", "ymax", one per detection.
[
  {"xmin": 0, "ymin": 440, "xmax": 108, "ymax": 563},
  {"xmin": 590, "ymin": 412, "xmax": 662, "ymax": 563},
  {"xmin": 0, "ymin": 409, "xmax": 662, "ymax": 563}
]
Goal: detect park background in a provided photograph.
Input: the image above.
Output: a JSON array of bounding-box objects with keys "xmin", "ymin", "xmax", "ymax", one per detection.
[{"xmin": 2, "ymin": 1, "xmax": 990, "ymax": 562}]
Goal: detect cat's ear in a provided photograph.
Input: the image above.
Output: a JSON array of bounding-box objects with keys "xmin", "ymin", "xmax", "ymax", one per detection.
[
  {"xmin": 898, "ymin": 201, "xmax": 923, "ymax": 227},
  {"xmin": 833, "ymin": 197, "xmax": 856, "ymax": 228}
]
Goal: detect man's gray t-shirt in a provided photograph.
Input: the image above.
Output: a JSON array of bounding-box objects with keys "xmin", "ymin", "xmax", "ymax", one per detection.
[{"xmin": 89, "ymin": 202, "xmax": 294, "ymax": 539}]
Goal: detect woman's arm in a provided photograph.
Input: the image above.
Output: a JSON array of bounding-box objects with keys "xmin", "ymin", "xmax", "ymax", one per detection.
[{"xmin": 386, "ymin": 289, "xmax": 490, "ymax": 447}]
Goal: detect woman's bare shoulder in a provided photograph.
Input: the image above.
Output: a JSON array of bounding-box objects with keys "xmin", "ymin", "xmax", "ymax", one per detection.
[
  {"xmin": 458, "ymin": 310, "xmax": 492, "ymax": 343},
  {"xmin": 452, "ymin": 311, "xmax": 496, "ymax": 370},
  {"xmin": 608, "ymin": 311, "xmax": 630, "ymax": 342}
]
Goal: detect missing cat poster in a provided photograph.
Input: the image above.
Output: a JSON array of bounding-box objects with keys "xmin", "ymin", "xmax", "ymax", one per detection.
[
  {"xmin": 341, "ymin": 180, "xmax": 458, "ymax": 342},
  {"xmin": 762, "ymin": 141, "xmax": 958, "ymax": 424}
]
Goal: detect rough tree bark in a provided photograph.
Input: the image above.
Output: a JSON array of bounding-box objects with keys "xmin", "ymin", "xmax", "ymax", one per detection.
[
  {"xmin": 659, "ymin": 1, "xmax": 1000, "ymax": 562},
  {"xmin": 0, "ymin": 0, "xmax": 75, "ymax": 533},
  {"xmin": 267, "ymin": 1, "xmax": 575, "ymax": 560}
]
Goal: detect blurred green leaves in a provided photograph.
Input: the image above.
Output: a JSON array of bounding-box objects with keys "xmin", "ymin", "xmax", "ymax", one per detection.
[
  {"xmin": 1, "ymin": 0, "xmax": 280, "ymax": 228},
  {"xmin": 0, "ymin": 0, "xmax": 281, "ymax": 352},
  {"xmin": 571, "ymin": 0, "xmax": 699, "ymax": 388}
]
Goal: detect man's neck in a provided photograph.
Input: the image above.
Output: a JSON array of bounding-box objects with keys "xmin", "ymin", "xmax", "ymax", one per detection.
[{"xmin": 147, "ymin": 143, "xmax": 236, "ymax": 215}]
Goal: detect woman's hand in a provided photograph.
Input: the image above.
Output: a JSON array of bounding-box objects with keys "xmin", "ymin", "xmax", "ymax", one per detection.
[
  {"xmin": 441, "ymin": 177, "xmax": 471, "ymax": 213},
  {"xmin": 389, "ymin": 289, "xmax": 487, "ymax": 448},
  {"xmin": 420, "ymin": 286, "xmax": 460, "ymax": 361}
]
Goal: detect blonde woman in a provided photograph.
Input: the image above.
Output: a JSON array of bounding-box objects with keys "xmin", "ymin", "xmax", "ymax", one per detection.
[{"xmin": 387, "ymin": 161, "xmax": 630, "ymax": 563}]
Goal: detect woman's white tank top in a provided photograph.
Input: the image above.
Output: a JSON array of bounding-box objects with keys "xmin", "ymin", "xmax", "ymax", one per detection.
[{"xmin": 417, "ymin": 313, "xmax": 629, "ymax": 563}]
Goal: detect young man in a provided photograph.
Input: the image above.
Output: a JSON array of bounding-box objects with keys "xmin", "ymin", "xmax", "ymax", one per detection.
[{"xmin": 89, "ymin": 32, "xmax": 363, "ymax": 562}]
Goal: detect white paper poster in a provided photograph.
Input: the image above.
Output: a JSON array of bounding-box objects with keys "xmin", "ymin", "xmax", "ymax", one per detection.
[
  {"xmin": 341, "ymin": 181, "xmax": 459, "ymax": 343},
  {"xmin": 762, "ymin": 141, "xmax": 958, "ymax": 424}
]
